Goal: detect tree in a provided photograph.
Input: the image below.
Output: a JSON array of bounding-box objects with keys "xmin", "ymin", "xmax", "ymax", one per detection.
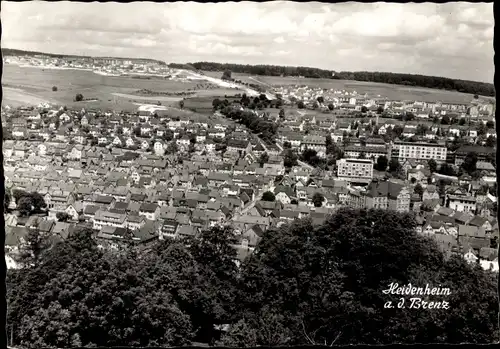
[
  {"xmin": 189, "ymin": 133, "xmax": 197, "ymax": 144},
  {"xmin": 133, "ymin": 126, "xmax": 141, "ymax": 137},
  {"xmin": 301, "ymin": 148, "xmax": 322, "ymax": 167},
  {"xmin": 438, "ymin": 163, "xmax": 456, "ymax": 177},
  {"xmin": 261, "ymin": 191, "xmax": 276, "ymax": 202},
  {"xmin": 388, "ymin": 158, "xmax": 400, "ymax": 173},
  {"xmin": 30, "ymin": 192, "xmax": 47, "ymax": 212},
  {"xmin": 414, "ymin": 183, "xmax": 424, "ymax": 197},
  {"xmin": 461, "ymin": 152, "xmax": 478, "ymax": 175},
  {"xmin": 283, "ymin": 141, "xmax": 291, "ymax": 149},
  {"xmin": 316, "ymin": 96, "xmax": 324, "ymax": 104},
  {"xmin": 375, "ymin": 155, "xmax": 388, "ymax": 171},
  {"xmin": 179, "ymin": 100, "xmax": 185, "ymax": 109},
  {"xmin": 441, "ymin": 115, "xmax": 450, "ymax": 125},
  {"xmin": 428, "ymin": 159, "xmax": 438, "ymax": 173},
  {"xmin": 18, "ymin": 227, "xmax": 57, "ymax": 271},
  {"xmin": 222, "ymin": 70, "xmax": 232, "ymax": 80},
  {"xmin": 361, "ymin": 106, "xmax": 368, "ymax": 113},
  {"xmin": 17, "ymin": 196, "xmax": 33, "ymax": 216},
  {"xmin": 312, "ymin": 192, "xmax": 325, "ymax": 207},
  {"xmin": 459, "ymin": 118, "xmax": 466, "ymax": 126},
  {"xmin": 297, "ymin": 101, "xmax": 305, "ymax": 109},
  {"xmin": 5, "ymin": 190, "xmax": 11, "ymax": 212},
  {"xmin": 485, "ymin": 135, "xmax": 495, "ymax": 147},
  {"xmin": 212, "ymin": 98, "xmax": 222, "ymax": 110},
  {"xmin": 279, "ymin": 109, "xmax": 285, "ymax": 119},
  {"xmin": 477, "ymin": 122, "xmax": 487, "ymax": 136},
  {"xmin": 232, "ymin": 208, "xmax": 499, "ymax": 345},
  {"xmin": 416, "ymin": 124, "xmax": 428, "ymax": 136},
  {"xmin": 52, "ymin": 86, "xmax": 58, "ymax": 92},
  {"xmin": 259, "ymin": 152, "xmax": 269, "ymax": 167},
  {"xmin": 166, "ymin": 142, "xmax": 179, "ymax": 154},
  {"xmin": 75, "ymin": 93, "xmax": 84, "ymax": 102},
  {"xmin": 485, "ymin": 120, "xmax": 494, "ymax": 129},
  {"xmin": 284, "ymin": 149, "xmax": 298, "ymax": 168},
  {"xmin": 328, "ymin": 103, "xmax": 334, "ymax": 111},
  {"xmin": 392, "ymin": 125, "xmax": 404, "ymax": 138},
  {"xmin": 56, "ymin": 212, "xmax": 71, "ymax": 222}
]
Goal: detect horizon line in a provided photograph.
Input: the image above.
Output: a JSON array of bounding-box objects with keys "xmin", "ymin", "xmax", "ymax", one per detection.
[{"xmin": 2, "ymin": 47, "xmax": 494, "ymax": 86}]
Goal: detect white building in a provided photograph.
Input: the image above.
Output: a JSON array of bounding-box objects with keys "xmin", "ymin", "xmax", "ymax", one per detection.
[
  {"xmin": 300, "ymin": 135, "xmax": 327, "ymax": 157},
  {"xmin": 93, "ymin": 210, "xmax": 127, "ymax": 230},
  {"xmin": 391, "ymin": 140, "xmax": 447, "ymax": 163},
  {"xmin": 447, "ymin": 195, "xmax": 477, "ymax": 213},
  {"xmin": 336, "ymin": 158, "xmax": 374, "ymax": 182}
]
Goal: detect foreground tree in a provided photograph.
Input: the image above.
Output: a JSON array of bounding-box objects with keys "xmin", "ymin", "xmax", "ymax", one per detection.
[{"xmin": 227, "ymin": 209, "xmax": 499, "ymax": 345}]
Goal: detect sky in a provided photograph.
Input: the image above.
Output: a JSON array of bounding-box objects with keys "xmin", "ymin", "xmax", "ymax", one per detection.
[{"xmin": 1, "ymin": 1, "xmax": 494, "ymax": 83}]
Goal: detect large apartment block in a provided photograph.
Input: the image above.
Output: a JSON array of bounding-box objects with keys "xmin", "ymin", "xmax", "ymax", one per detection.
[
  {"xmin": 391, "ymin": 140, "xmax": 447, "ymax": 163},
  {"xmin": 336, "ymin": 158, "xmax": 374, "ymax": 183}
]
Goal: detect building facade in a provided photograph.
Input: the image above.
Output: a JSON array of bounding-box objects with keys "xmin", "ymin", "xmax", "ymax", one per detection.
[{"xmin": 391, "ymin": 140, "xmax": 447, "ymax": 163}]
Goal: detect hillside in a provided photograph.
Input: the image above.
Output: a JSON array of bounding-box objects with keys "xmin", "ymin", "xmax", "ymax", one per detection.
[
  {"xmin": 1, "ymin": 48, "xmax": 165, "ymax": 65},
  {"xmin": 169, "ymin": 61, "xmax": 495, "ymax": 97}
]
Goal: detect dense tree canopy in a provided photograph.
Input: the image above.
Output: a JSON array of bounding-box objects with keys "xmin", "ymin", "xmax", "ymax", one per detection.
[
  {"xmin": 261, "ymin": 191, "xmax": 276, "ymax": 202},
  {"xmin": 225, "ymin": 209, "xmax": 499, "ymax": 345},
  {"xmin": 217, "ymin": 104, "xmax": 278, "ymax": 144},
  {"xmin": 169, "ymin": 62, "xmax": 495, "ymax": 96},
  {"xmin": 375, "ymin": 155, "xmax": 389, "ymax": 172},
  {"xmin": 7, "ymin": 210, "xmax": 499, "ymax": 347}
]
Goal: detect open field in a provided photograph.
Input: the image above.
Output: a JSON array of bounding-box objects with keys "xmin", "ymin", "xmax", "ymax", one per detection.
[
  {"xmin": 199, "ymin": 70, "xmax": 493, "ymax": 104},
  {"xmin": 251, "ymin": 76, "xmax": 493, "ymax": 104},
  {"xmin": 1, "ymin": 65, "xmax": 246, "ymax": 112}
]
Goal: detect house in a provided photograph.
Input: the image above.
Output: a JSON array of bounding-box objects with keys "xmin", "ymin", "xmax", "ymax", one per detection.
[
  {"xmin": 227, "ymin": 139, "xmax": 252, "ymax": 154},
  {"xmin": 139, "ymin": 203, "xmax": 160, "ymax": 221},
  {"xmin": 271, "ymin": 185, "xmax": 294, "ymax": 205},
  {"xmin": 93, "ymin": 209, "xmax": 127, "ymax": 230},
  {"xmin": 365, "ymin": 180, "xmax": 411, "ymax": 212},
  {"xmin": 447, "ymin": 195, "xmax": 477, "ymax": 213},
  {"xmin": 422, "ymin": 185, "xmax": 440, "ymax": 201},
  {"xmin": 153, "ymin": 141, "xmax": 165, "ymax": 156}
]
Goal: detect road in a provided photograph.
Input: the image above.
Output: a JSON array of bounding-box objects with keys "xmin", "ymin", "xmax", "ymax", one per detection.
[
  {"xmin": 248, "ymin": 77, "xmax": 278, "ymax": 100},
  {"xmin": 239, "ymin": 185, "xmax": 276, "ymax": 216},
  {"xmin": 180, "ymin": 69, "xmax": 261, "ymax": 97}
]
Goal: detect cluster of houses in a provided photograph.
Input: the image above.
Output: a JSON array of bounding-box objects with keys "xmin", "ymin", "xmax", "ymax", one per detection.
[
  {"xmin": 274, "ymin": 84, "xmax": 495, "ymax": 119},
  {"xmin": 4, "ymin": 54, "xmax": 169, "ymax": 76},
  {"xmin": 3, "ymin": 93, "xmax": 498, "ymax": 271}
]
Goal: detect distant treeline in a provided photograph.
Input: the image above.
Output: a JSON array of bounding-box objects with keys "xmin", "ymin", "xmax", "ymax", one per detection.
[
  {"xmin": 2, "ymin": 48, "xmax": 165, "ymax": 65},
  {"xmin": 168, "ymin": 61, "xmax": 495, "ymax": 97}
]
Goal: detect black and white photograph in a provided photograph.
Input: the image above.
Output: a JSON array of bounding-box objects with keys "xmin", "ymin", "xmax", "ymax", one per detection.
[{"xmin": 1, "ymin": 1, "xmax": 498, "ymax": 348}]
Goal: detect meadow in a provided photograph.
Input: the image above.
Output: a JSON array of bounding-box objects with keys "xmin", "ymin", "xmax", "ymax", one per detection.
[{"xmin": 1, "ymin": 65, "xmax": 243, "ymax": 112}]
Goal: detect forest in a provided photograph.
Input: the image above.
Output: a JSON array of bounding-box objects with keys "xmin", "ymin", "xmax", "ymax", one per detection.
[
  {"xmin": 169, "ymin": 61, "xmax": 495, "ymax": 97},
  {"xmin": 6, "ymin": 208, "xmax": 498, "ymax": 348}
]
